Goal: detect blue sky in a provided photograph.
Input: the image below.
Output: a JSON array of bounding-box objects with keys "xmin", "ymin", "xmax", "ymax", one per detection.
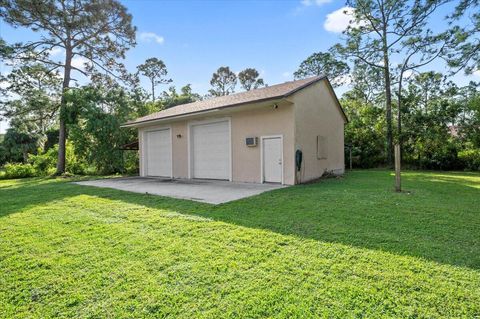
[{"xmin": 0, "ymin": 0, "xmax": 479, "ymax": 133}]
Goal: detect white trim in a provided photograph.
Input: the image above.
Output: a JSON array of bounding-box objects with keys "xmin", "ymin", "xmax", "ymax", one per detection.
[
  {"xmin": 260, "ymin": 135, "xmax": 284, "ymax": 185},
  {"xmin": 187, "ymin": 117, "xmax": 232, "ymax": 181},
  {"xmin": 142, "ymin": 126, "xmax": 173, "ymax": 178},
  {"xmin": 138, "ymin": 129, "xmax": 144, "ymax": 176}
]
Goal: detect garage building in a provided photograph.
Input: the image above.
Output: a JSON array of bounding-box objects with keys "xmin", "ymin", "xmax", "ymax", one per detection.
[{"xmin": 123, "ymin": 75, "xmax": 347, "ymax": 185}]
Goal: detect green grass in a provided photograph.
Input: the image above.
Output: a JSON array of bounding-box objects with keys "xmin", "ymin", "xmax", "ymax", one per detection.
[{"xmin": 0, "ymin": 170, "xmax": 479, "ymax": 318}]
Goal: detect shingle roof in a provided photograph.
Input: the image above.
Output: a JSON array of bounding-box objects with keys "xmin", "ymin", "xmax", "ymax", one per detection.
[{"xmin": 125, "ymin": 75, "xmax": 327, "ymax": 126}]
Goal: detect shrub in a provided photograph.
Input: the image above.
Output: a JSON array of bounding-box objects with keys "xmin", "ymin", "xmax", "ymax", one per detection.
[
  {"xmin": 29, "ymin": 147, "xmax": 57, "ymax": 176},
  {"xmin": 123, "ymin": 151, "xmax": 139, "ymax": 175},
  {"xmin": 27, "ymin": 141, "xmax": 88, "ymax": 176},
  {"xmin": 458, "ymin": 149, "xmax": 480, "ymax": 171},
  {"xmin": 3, "ymin": 163, "xmax": 36, "ymax": 179}
]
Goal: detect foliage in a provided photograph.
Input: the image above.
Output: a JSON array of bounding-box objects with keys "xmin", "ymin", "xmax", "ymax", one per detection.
[
  {"xmin": 66, "ymin": 84, "xmax": 138, "ymax": 174},
  {"xmin": 458, "ymin": 148, "xmax": 480, "ymax": 170},
  {"xmin": 335, "ymin": 0, "xmax": 451, "ymax": 165},
  {"xmin": 1, "ymin": 171, "xmax": 479, "ymax": 317},
  {"xmin": 161, "ymin": 84, "xmax": 202, "ymax": 109},
  {"xmin": 3, "ymin": 162, "xmax": 36, "ymax": 178},
  {"xmin": 27, "ymin": 141, "xmax": 86, "ymax": 176},
  {"xmin": 344, "ymin": 71, "xmax": 480, "ymax": 170},
  {"xmin": 445, "ymin": 0, "xmax": 480, "ymax": 74},
  {"xmin": 208, "ymin": 66, "xmax": 237, "ymax": 96},
  {"xmin": 343, "ymin": 93, "xmax": 386, "ymax": 168},
  {"xmin": 0, "ymin": 63, "xmax": 61, "ymax": 134},
  {"xmin": 28, "ymin": 147, "xmax": 57, "ymax": 176},
  {"xmin": 137, "ymin": 57, "xmax": 172, "ymax": 101},
  {"xmin": 238, "ymin": 68, "xmax": 265, "ymax": 91},
  {"xmin": 0, "ymin": 0, "xmax": 136, "ymax": 174},
  {"xmin": 44, "ymin": 128, "xmax": 59, "ymax": 151},
  {"xmin": 294, "ymin": 51, "xmax": 350, "ymax": 87},
  {"xmin": 123, "ymin": 151, "xmax": 139, "ymax": 175},
  {"xmin": 0, "ymin": 119, "xmax": 41, "ymax": 164}
]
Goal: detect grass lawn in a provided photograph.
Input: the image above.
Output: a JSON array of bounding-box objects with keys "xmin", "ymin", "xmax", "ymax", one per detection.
[{"xmin": 0, "ymin": 170, "xmax": 479, "ymax": 318}]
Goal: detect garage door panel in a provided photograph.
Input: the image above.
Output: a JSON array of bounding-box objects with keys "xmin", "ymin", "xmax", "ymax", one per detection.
[
  {"xmin": 192, "ymin": 121, "xmax": 230, "ymax": 180},
  {"xmin": 145, "ymin": 129, "xmax": 171, "ymax": 177}
]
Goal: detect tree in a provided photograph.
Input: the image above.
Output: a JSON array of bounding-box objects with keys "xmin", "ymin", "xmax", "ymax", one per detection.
[
  {"xmin": 0, "ymin": 63, "xmax": 61, "ymax": 135},
  {"xmin": 66, "ymin": 81, "xmax": 138, "ymax": 174},
  {"xmin": 445, "ymin": 0, "xmax": 480, "ymax": 74},
  {"xmin": 0, "ymin": 0, "xmax": 136, "ymax": 174},
  {"xmin": 334, "ymin": 0, "xmax": 449, "ymax": 167},
  {"xmin": 294, "ymin": 51, "xmax": 350, "ymax": 87},
  {"xmin": 161, "ymin": 84, "xmax": 201, "ymax": 109},
  {"xmin": 137, "ymin": 57, "xmax": 172, "ymax": 102},
  {"xmin": 238, "ymin": 68, "xmax": 265, "ymax": 91},
  {"xmin": 342, "ymin": 92, "xmax": 386, "ymax": 168},
  {"xmin": 208, "ymin": 66, "xmax": 237, "ymax": 96},
  {"xmin": 1, "ymin": 118, "xmax": 41, "ymax": 163},
  {"xmin": 348, "ymin": 60, "xmax": 384, "ymax": 104}
]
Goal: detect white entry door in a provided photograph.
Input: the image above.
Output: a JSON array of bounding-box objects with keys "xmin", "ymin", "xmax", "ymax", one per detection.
[
  {"xmin": 145, "ymin": 129, "xmax": 172, "ymax": 177},
  {"xmin": 191, "ymin": 120, "xmax": 230, "ymax": 180},
  {"xmin": 262, "ymin": 136, "xmax": 282, "ymax": 183}
]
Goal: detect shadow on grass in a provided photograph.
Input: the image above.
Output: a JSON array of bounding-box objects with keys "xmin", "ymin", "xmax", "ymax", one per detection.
[{"xmin": 1, "ymin": 170, "xmax": 479, "ymax": 270}]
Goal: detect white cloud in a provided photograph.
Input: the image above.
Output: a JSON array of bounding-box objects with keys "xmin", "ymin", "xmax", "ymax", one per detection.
[
  {"xmin": 282, "ymin": 72, "xmax": 291, "ymax": 78},
  {"xmin": 71, "ymin": 56, "xmax": 90, "ymax": 71},
  {"xmin": 48, "ymin": 47, "xmax": 63, "ymax": 57},
  {"xmin": 0, "ymin": 78, "xmax": 9, "ymax": 90},
  {"xmin": 324, "ymin": 6, "xmax": 359, "ymax": 33},
  {"xmin": 473, "ymin": 70, "xmax": 480, "ymax": 77},
  {"xmin": 139, "ymin": 32, "xmax": 165, "ymax": 44},
  {"xmin": 0, "ymin": 70, "xmax": 11, "ymax": 91},
  {"xmin": 402, "ymin": 70, "xmax": 414, "ymax": 78},
  {"xmin": 301, "ymin": 0, "xmax": 332, "ymax": 6}
]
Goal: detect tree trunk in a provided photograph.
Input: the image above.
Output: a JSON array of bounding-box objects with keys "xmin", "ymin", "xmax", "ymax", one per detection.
[
  {"xmin": 56, "ymin": 46, "xmax": 72, "ymax": 175},
  {"xmin": 151, "ymin": 80, "xmax": 155, "ymax": 102},
  {"xmin": 382, "ymin": 32, "xmax": 394, "ymax": 167},
  {"xmin": 397, "ymin": 76, "xmax": 403, "ymax": 162}
]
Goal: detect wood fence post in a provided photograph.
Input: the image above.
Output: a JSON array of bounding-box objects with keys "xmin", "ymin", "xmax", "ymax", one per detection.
[{"xmin": 395, "ymin": 144, "xmax": 401, "ymax": 192}]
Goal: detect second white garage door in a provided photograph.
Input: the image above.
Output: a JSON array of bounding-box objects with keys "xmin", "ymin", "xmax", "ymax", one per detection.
[{"xmin": 191, "ymin": 120, "xmax": 230, "ymax": 180}]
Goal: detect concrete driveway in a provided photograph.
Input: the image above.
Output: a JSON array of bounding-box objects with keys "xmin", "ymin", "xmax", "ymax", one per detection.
[{"xmin": 74, "ymin": 177, "xmax": 284, "ymax": 204}]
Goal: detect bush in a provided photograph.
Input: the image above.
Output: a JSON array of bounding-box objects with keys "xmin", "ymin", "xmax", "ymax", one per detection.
[
  {"xmin": 123, "ymin": 151, "xmax": 139, "ymax": 175},
  {"xmin": 29, "ymin": 147, "xmax": 57, "ymax": 176},
  {"xmin": 3, "ymin": 163, "xmax": 36, "ymax": 179},
  {"xmin": 28, "ymin": 142, "xmax": 88, "ymax": 176},
  {"xmin": 458, "ymin": 149, "xmax": 480, "ymax": 171}
]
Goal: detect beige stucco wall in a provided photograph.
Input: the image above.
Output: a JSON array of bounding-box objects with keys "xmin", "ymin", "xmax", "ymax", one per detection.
[
  {"xmin": 292, "ymin": 80, "xmax": 346, "ymax": 183},
  {"xmin": 231, "ymin": 103, "xmax": 295, "ymax": 185},
  {"xmin": 138, "ymin": 101, "xmax": 295, "ymax": 185}
]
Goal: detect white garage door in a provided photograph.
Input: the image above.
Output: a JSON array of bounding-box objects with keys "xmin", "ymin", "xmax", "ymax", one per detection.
[
  {"xmin": 191, "ymin": 120, "xmax": 230, "ymax": 180},
  {"xmin": 145, "ymin": 129, "xmax": 172, "ymax": 177}
]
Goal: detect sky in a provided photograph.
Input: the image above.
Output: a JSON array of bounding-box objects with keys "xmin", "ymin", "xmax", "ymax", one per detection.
[{"xmin": 0, "ymin": 0, "xmax": 479, "ymax": 133}]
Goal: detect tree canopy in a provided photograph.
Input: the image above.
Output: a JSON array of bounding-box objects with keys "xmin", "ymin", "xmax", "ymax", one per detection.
[
  {"xmin": 294, "ymin": 51, "xmax": 350, "ymax": 87},
  {"xmin": 209, "ymin": 66, "xmax": 237, "ymax": 96},
  {"xmin": 238, "ymin": 68, "xmax": 265, "ymax": 91},
  {"xmin": 0, "ymin": 0, "xmax": 136, "ymax": 174},
  {"xmin": 137, "ymin": 57, "xmax": 172, "ymax": 102}
]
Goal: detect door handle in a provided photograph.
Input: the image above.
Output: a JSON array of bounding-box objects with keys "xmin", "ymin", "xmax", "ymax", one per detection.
[{"xmin": 278, "ymin": 159, "xmax": 282, "ymax": 165}]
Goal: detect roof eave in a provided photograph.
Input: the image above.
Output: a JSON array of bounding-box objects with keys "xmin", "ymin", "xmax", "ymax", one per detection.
[
  {"xmin": 121, "ymin": 75, "xmax": 335, "ymax": 128},
  {"xmin": 121, "ymin": 95, "xmax": 288, "ymax": 128}
]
